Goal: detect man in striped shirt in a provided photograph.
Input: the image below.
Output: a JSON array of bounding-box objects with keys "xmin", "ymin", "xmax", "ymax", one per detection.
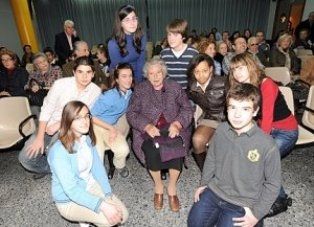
[{"xmin": 160, "ymin": 19, "xmax": 198, "ymax": 90}]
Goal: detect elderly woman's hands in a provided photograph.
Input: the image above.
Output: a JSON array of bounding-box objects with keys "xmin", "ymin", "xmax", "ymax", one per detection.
[
  {"xmin": 168, "ymin": 121, "xmax": 182, "ymax": 138},
  {"xmin": 144, "ymin": 123, "xmax": 160, "ymax": 138}
]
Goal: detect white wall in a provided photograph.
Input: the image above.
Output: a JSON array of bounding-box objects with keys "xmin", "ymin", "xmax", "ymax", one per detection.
[
  {"xmin": 0, "ymin": 0, "xmax": 23, "ymax": 57},
  {"xmin": 302, "ymin": 0, "xmax": 314, "ymax": 20}
]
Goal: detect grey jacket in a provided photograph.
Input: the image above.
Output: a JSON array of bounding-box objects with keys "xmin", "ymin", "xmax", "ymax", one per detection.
[{"xmin": 201, "ymin": 122, "xmax": 281, "ymax": 220}]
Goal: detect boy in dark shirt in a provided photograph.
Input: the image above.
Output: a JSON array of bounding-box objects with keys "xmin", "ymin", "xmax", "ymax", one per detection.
[{"xmin": 188, "ymin": 83, "xmax": 281, "ymax": 227}]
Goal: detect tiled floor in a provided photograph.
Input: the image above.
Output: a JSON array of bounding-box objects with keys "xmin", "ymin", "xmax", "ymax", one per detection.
[{"xmin": 0, "ymin": 144, "xmax": 313, "ymax": 227}]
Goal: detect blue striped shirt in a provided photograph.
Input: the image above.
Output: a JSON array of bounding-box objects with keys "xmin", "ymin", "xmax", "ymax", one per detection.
[{"xmin": 160, "ymin": 46, "xmax": 198, "ymax": 89}]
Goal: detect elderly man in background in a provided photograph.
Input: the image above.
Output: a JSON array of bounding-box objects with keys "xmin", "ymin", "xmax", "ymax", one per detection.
[{"xmin": 54, "ymin": 20, "xmax": 80, "ymax": 65}]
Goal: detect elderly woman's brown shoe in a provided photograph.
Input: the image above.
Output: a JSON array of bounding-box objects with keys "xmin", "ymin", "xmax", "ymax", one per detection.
[
  {"xmin": 168, "ymin": 195, "xmax": 180, "ymax": 212},
  {"xmin": 154, "ymin": 193, "xmax": 163, "ymax": 210}
]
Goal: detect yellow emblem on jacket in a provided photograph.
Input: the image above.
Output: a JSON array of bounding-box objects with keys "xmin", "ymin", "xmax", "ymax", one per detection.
[{"xmin": 247, "ymin": 149, "xmax": 260, "ymax": 162}]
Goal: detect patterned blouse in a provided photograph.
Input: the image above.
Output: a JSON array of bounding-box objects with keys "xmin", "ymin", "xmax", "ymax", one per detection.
[{"xmin": 27, "ymin": 65, "xmax": 63, "ymax": 89}]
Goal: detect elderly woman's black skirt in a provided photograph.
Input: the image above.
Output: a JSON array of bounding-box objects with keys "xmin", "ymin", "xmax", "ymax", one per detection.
[{"xmin": 141, "ymin": 139, "xmax": 183, "ymax": 171}]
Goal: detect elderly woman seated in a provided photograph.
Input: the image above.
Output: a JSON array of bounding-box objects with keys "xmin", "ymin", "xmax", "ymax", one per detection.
[
  {"xmin": 28, "ymin": 53, "xmax": 63, "ymax": 89},
  {"xmin": 126, "ymin": 58, "xmax": 193, "ymax": 212},
  {"xmin": 26, "ymin": 53, "xmax": 63, "ymax": 116},
  {"xmin": 270, "ymin": 33, "xmax": 301, "ymax": 74}
]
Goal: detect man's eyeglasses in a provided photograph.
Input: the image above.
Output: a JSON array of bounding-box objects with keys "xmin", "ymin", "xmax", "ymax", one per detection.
[{"xmin": 250, "ymin": 43, "xmax": 259, "ymax": 46}]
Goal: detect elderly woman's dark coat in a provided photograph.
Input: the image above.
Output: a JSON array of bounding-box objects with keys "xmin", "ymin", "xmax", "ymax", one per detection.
[{"xmin": 126, "ymin": 79, "xmax": 193, "ymax": 164}]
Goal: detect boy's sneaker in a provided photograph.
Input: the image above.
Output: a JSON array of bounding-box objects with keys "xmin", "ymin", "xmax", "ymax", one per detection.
[
  {"xmin": 266, "ymin": 196, "xmax": 292, "ymax": 218},
  {"xmin": 117, "ymin": 166, "xmax": 129, "ymax": 178}
]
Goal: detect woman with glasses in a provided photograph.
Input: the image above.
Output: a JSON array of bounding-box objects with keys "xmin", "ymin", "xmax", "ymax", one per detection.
[
  {"xmin": 247, "ymin": 36, "xmax": 270, "ymax": 67},
  {"xmin": 108, "ymin": 5, "xmax": 146, "ymax": 83},
  {"xmin": 48, "ymin": 101, "xmax": 128, "ymax": 227},
  {"xmin": 0, "ymin": 50, "xmax": 28, "ymax": 97}
]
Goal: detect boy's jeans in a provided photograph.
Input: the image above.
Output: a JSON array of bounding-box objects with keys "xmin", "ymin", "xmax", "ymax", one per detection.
[
  {"xmin": 188, "ymin": 187, "xmax": 263, "ymax": 227},
  {"xmin": 271, "ymin": 129, "xmax": 298, "ymax": 159},
  {"xmin": 271, "ymin": 128, "xmax": 298, "ymax": 198},
  {"xmin": 18, "ymin": 132, "xmax": 58, "ymax": 174}
]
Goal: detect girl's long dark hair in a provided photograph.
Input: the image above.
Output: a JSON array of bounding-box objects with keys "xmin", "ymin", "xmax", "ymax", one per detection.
[
  {"xmin": 112, "ymin": 5, "xmax": 143, "ymax": 56},
  {"xmin": 59, "ymin": 101, "xmax": 96, "ymax": 153}
]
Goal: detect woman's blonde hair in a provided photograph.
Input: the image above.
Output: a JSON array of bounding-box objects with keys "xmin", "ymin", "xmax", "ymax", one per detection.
[
  {"xmin": 277, "ymin": 33, "xmax": 293, "ymax": 47},
  {"xmin": 229, "ymin": 52, "xmax": 265, "ymax": 88}
]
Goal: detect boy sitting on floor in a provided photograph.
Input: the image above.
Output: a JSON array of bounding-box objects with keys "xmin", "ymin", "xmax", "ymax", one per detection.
[{"xmin": 188, "ymin": 83, "xmax": 281, "ymax": 227}]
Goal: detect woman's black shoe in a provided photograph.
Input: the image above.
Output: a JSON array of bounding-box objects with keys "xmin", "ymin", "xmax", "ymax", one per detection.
[
  {"xmin": 161, "ymin": 170, "xmax": 167, "ymax": 180},
  {"xmin": 106, "ymin": 150, "xmax": 115, "ymax": 179},
  {"xmin": 107, "ymin": 167, "xmax": 115, "ymax": 180}
]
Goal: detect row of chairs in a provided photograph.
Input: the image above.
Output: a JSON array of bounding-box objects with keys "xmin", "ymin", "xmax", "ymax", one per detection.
[
  {"xmin": 279, "ymin": 85, "xmax": 314, "ymax": 145},
  {"xmin": 0, "ymin": 97, "xmax": 36, "ymax": 149},
  {"xmin": 0, "ymin": 85, "xmax": 313, "ymax": 150}
]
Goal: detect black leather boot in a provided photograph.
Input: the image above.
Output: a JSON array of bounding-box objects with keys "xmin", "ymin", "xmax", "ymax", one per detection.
[
  {"xmin": 106, "ymin": 150, "xmax": 115, "ymax": 179},
  {"xmin": 265, "ymin": 196, "xmax": 292, "ymax": 218},
  {"xmin": 193, "ymin": 152, "xmax": 207, "ymax": 172}
]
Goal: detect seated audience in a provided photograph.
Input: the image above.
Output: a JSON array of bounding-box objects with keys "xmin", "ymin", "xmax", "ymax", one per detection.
[
  {"xmin": 243, "ymin": 28, "xmax": 252, "ymax": 40},
  {"xmin": 0, "ymin": 50, "xmax": 28, "ymax": 97},
  {"xmin": 91, "ymin": 63, "xmax": 133, "ymax": 179},
  {"xmin": 43, "ymin": 47, "xmax": 61, "ymax": 67},
  {"xmin": 48, "ymin": 101, "xmax": 128, "ymax": 227},
  {"xmin": 295, "ymin": 11, "xmax": 314, "ymax": 44},
  {"xmin": 21, "ymin": 44, "xmax": 34, "ymax": 68},
  {"xmin": 223, "ymin": 36, "xmax": 264, "ymax": 75},
  {"xmin": 187, "ymin": 54, "xmax": 226, "ymax": 171},
  {"xmin": 230, "ymin": 30, "xmax": 240, "ymax": 43},
  {"xmin": 62, "ymin": 41, "xmax": 109, "ymax": 90},
  {"xmin": 18, "ymin": 57, "xmax": 101, "ymax": 176},
  {"xmin": 229, "ymin": 53, "xmax": 297, "ymax": 217},
  {"xmin": 222, "ymin": 31, "xmax": 233, "ymax": 51},
  {"xmin": 25, "ymin": 78, "xmax": 47, "ymax": 108},
  {"xmin": 188, "ymin": 83, "xmax": 280, "ymax": 227},
  {"xmin": 292, "ymin": 28, "xmax": 313, "ymax": 52},
  {"xmin": 28, "ymin": 53, "xmax": 62, "ymax": 89},
  {"xmin": 256, "ymin": 31, "xmax": 271, "ymax": 58},
  {"xmin": 197, "ymin": 39, "xmax": 222, "ymax": 76},
  {"xmin": 214, "ymin": 41, "xmax": 228, "ymax": 69},
  {"xmin": 211, "ymin": 27, "xmax": 222, "ymax": 41},
  {"xmin": 270, "ymin": 33, "xmax": 301, "ymax": 74},
  {"xmin": 95, "ymin": 45, "xmax": 110, "ymax": 75},
  {"xmin": 126, "ymin": 58, "xmax": 193, "ymax": 212},
  {"xmin": 207, "ymin": 32, "xmax": 216, "ymax": 43},
  {"xmin": 153, "ymin": 37, "xmax": 168, "ymax": 56},
  {"xmin": 248, "ymin": 36, "xmax": 270, "ymax": 67},
  {"xmin": 222, "ymin": 36, "xmax": 247, "ymax": 75}
]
